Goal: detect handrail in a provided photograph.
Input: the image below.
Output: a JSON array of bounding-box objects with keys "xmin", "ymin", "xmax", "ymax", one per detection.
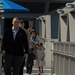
[{"xmin": 38, "ymin": 36, "xmax": 47, "ymax": 42}]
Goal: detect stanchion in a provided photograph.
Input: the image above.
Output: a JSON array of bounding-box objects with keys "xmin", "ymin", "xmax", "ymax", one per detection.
[
  {"xmin": 0, "ymin": 2, "xmax": 4, "ymax": 75},
  {"xmin": 0, "ymin": 40, "xmax": 2, "ymax": 75},
  {"xmin": 0, "ymin": 53, "xmax": 2, "ymax": 75}
]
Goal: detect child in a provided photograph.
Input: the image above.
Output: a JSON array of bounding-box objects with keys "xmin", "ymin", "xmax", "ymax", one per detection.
[{"xmin": 36, "ymin": 43, "xmax": 45, "ymax": 75}]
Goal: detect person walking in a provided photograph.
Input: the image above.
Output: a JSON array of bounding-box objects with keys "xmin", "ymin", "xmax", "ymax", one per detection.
[
  {"xmin": 36, "ymin": 43, "xmax": 45, "ymax": 75},
  {"xmin": 26, "ymin": 49, "xmax": 36, "ymax": 75},
  {"xmin": 19, "ymin": 19, "xmax": 30, "ymax": 75},
  {"xmin": 26, "ymin": 31, "xmax": 39, "ymax": 74},
  {"xmin": 1, "ymin": 17, "xmax": 29, "ymax": 75}
]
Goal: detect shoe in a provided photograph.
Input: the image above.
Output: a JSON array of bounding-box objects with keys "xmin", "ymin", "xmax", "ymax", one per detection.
[
  {"xmin": 28, "ymin": 72, "xmax": 32, "ymax": 75},
  {"xmin": 38, "ymin": 73, "xmax": 41, "ymax": 75}
]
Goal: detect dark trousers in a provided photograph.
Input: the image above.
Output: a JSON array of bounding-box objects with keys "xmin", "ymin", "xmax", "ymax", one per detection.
[
  {"xmin": 4, "ymin": 54, "xmax": 23, "ymax": 75},
  {"xmin": 26, "ymin": 52, "xmax": 34, "ymax": 74},
  {"xmin": 19, "ymin": 58, "xmax": 25, "ymax": 75},
  {"xmin": 26, "ymin": 64, "xmax": 33, "ymax": 74}
]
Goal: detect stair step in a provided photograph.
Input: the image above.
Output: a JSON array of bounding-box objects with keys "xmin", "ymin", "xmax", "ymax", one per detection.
[{"xmin": 24, "ymin": 67, "xmax": 51, "ymax": 73}]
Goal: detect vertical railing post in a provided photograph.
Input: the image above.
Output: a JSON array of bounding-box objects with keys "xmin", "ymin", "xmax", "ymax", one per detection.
[{"xmin": 0, "ymin": 2, "xmax": 4, "ymax": 75}]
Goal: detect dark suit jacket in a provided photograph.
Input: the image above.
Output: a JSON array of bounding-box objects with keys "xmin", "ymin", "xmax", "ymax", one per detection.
[{"xmin": 1, "ymin": 27, "xmax": 29, "ymax": 56}]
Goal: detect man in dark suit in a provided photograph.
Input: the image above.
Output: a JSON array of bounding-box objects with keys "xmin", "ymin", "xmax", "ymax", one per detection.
[
  {"xmin": 19, "ymin": 19, "xmax": 30, "ymax": 75},
  {"xmin": 1, "ymin": 17, "xmax": 29, "ymax": 75}
]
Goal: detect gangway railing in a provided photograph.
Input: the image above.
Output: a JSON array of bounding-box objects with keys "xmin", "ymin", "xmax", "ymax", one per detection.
[{"xmin": 51, "ymin": 42, "xmax": 75, "ymax": 75}]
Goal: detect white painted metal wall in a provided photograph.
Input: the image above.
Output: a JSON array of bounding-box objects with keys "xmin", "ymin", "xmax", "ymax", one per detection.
[
  {"xmin": 52, "ymin": 42, "xmax": 75, "ymax": 75},
  {"xmin": 59, "ymin": 12, "xmax": 75, "ymax": 42},
  {"xmin": 52, "ymin": 1, "xmax": 75, "ymax": 75},
  {"xmin": 58, "ymin": 1, "xmax": 75, "ymax": 42},
  {"xmin": 38, "ymin": 15, "xmax": 52, "ymax": 69},
  {"xmin": 38, "ymin": 14, "xmax": 58, "ymax": 69}
]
